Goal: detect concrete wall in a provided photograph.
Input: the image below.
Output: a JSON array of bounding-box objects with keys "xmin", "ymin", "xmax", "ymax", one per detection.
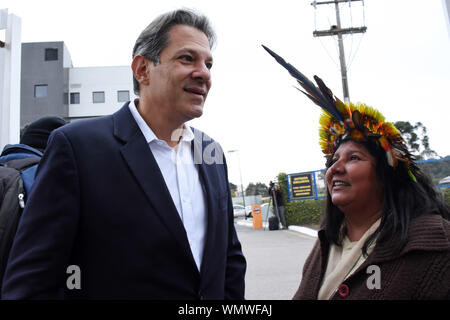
[
  {"xmin": 19, "ymin": 42, "xmax": 137, "ymax": 126},
  {"xmin": 20, "ymin": 42, "xmax": 71, "ymax": 127},
  {"xmin": 232, "ymin": 195, "xmax": 263, "ymax": 206}
]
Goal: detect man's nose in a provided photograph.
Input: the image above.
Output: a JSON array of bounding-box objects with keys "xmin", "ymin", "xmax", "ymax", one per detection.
[{"xmin": 192, "ymin": 62, "xmax": 211, "ymax": 83}]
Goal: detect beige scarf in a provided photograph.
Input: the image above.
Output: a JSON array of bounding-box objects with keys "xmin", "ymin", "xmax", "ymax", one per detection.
[{"xmin": 318, "ymin": 218, "xmax": 380, "ymax": 300}]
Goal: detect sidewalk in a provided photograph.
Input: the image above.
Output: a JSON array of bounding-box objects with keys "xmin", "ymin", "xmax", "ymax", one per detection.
[{"xmin": 235, "ymin": 218, "xmax": 318, "ymax": 238}]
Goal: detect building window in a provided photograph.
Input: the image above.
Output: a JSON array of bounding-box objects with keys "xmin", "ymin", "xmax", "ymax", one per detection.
[
  {"xmin": 70, "ymin": 92, "xmax": 80, "ymax": 104},
  {"xmin": 45, "ymin": 48, "xmax": 58, "ymax": 61},
  {"xmin": 34, "ymin": 84, "xmax": 48, "ymax": 98},
  {"xmin": 92, "ymin": 91, "xmax": 105, "ymax": 103},
  {"xmin": 117, "ymin": 90, "xmax": 130, "ymax": 102}
]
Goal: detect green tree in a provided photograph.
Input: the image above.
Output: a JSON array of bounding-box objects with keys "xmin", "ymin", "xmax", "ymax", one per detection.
[
  {"xmin": 277, "ymin": 173, "xmax": 289, "ymax": 204},
  {"xmin": 245, "ymin": 182, "xmax": 269, "ymax": 196},
  {"xmin": 229, "ymin": 182, "xmax": 237, "ymax": 198},
  {"xmin": 417, "ymin": 159, "xmax": 450, "ymax": 185},
  {"xmin": 394, "ymin": 121, "xmax": 438, "ymax": 160}
]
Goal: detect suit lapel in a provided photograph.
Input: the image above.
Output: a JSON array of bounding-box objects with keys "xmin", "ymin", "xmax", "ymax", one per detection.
[
  {"xmin": 192, "ymin": 130, "xmax": 219, "ymax": 274},
  {"xmin": 113, "ymin": 104, "xmax": 198, "ymax": 271}
]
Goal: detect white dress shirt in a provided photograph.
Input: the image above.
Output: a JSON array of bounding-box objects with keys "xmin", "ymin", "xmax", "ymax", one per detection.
[{"xmin": 128, "ymin": 101, "xmax": 207, "ymax": 271}]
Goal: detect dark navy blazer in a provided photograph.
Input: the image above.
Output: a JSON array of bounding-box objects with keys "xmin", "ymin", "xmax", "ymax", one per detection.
[{"xmin": 1, "ymin": 103, "xmax": 246, "ymax": 299}]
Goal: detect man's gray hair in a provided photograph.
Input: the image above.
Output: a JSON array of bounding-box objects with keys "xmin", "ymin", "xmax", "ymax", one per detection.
[{"xmin": 132, "ymin": 8, "xmax": 216, "ymax": 96}]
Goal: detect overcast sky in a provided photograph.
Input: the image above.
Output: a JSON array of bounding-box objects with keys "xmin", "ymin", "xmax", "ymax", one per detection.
[{"xmin": 3, "ymin": 0, "xmax": 450, "ymax": 188}]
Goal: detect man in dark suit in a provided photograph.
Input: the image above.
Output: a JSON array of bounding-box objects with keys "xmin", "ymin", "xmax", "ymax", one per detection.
[{"xmin": 1, "ymin": 9, "xmax": 246, "ymax": 299}]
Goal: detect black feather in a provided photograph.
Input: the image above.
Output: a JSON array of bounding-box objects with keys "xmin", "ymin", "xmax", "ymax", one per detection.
[{"xmin": 262, "ymin": 45, "xmax": 344, "ymax": 122}]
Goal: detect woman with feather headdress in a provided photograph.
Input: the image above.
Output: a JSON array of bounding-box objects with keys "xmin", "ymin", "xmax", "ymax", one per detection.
[{"xmin": 263, "ymin": 46, "xmax": 450, "ymax": 300}]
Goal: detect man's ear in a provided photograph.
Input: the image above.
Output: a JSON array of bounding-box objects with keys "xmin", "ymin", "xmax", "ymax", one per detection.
[{"xmin": 131, "ymin": 55, "xmax": 150, "ymax": 87}]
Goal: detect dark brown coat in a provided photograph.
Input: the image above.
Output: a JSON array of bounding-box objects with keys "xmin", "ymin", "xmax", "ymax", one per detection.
[{"xmin": 293, "ymin": 214, "xmax": 450, "ymax": 300}]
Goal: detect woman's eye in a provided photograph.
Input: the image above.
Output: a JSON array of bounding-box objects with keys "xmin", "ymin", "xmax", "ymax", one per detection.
[{"xmin": 350, "ymin": 155, "xmax": 360, "ymax": 161}]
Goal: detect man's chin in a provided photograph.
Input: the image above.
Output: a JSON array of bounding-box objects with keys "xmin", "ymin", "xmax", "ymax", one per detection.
[{"xmin": 187, "ymin": 105, "xmax": 204, "ymax": 119}]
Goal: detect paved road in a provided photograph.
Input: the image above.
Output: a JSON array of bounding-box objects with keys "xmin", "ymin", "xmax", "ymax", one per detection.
[{"xmin": 235, "ymin": 221, "xmax": 316, "ymax": 300}]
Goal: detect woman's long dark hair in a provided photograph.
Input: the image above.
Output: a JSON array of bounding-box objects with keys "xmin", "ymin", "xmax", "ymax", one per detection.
[{"xmin": 323, "ymin": 139, "xmax": 450, "ymax": 256}]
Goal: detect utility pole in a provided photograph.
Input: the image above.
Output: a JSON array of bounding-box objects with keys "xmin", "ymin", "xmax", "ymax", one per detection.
[{"xmin": 311, "ymin": 0, "xmax": 367, "ymax": 103}]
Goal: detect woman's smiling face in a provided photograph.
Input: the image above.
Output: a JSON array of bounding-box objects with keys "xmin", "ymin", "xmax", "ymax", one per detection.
[{"xmin": 325, "ymin": 140, "xmax": 383, "ymax": 214}]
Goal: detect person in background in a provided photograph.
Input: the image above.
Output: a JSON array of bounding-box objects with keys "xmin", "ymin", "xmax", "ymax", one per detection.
[
  {"xmin": 1, "ymin": 116, "xmax": 67, "ymax": 193},
  {"xmin": 2, "ymin": 9, "xmax": 246, "ymax": 300},
  {"xmin": 268, "ymin": 183, "xmax": 287, "ymax": 229},
  {"xmin": 0, "ymin": 116, "xmax": 66, "ymax": 295},
  {"xmin": 262, "ymin": 46, "xmax": 450, "ymax": 300}
]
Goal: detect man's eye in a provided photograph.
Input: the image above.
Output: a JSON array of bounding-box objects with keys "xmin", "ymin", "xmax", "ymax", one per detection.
[
  {"xmin": 350, "ymin": 155, "xmax": 360, "ymax": 161},
  {"xmin": 180, "ymin": 55, "xmax": 193, "ymax": 62},
  {"xmin": 205, "ymin": 62, "xmax": 213, "ymax": 70}
]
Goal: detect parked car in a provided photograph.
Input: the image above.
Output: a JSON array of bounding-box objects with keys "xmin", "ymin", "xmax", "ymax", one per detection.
[
  {"xmin": 233, "ymin": 205, "xmax": 246, "ymax": 217},
  {"xmin": 233, "ymin": 205, "xmax": 253, "ymax": 218},
  {"xmin": 245, "ymin": 206, "xmax": 253, "ymax": 218}
]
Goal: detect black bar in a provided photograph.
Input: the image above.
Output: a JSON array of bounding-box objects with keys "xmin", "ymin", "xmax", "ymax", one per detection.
[
  {"xmin": 312, "ymin": 0, "xmax": 364, "ymax": 5},
  {"xmin": 313, "ymin": 26, "xmax": 367, "ymax": 37}
]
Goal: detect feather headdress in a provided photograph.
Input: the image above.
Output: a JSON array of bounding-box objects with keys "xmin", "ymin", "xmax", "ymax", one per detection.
[{"xmin": 262, "ymin": 45, "xmax": 416, "ymax": 181}]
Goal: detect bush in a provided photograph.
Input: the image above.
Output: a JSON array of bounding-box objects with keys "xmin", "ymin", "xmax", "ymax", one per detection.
[{"xmin": 285, "ymin": 198, "xmax": 325, "ymax": 226}]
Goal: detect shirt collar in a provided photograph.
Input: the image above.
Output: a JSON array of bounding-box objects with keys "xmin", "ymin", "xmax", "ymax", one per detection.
[{"xmin": 128, "ymin": 99, "xmax": 194, "ymax": 144}]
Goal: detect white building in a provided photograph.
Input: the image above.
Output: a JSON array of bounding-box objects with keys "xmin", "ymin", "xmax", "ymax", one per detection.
[{"xmin": 68, "ymin": 66, "xmax": 136, "ymax": 121}]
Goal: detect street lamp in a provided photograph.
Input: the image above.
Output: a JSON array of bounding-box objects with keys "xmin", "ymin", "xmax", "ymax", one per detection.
[{"xmin": 227, "ymin": 149, "xmax": 247, "ymax": 220}]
